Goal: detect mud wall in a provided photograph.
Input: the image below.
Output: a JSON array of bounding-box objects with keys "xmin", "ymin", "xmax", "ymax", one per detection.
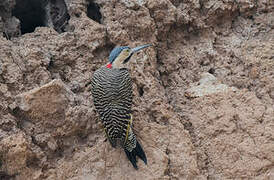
[{"xmin": 0, "ymin": 0, "xmax": 273, "ymax": 179}]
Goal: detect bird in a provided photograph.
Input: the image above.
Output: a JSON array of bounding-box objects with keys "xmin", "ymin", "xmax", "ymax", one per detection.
[{"xmin": 91, "ymin": 44, "xmax": 152, "ymax": 169}]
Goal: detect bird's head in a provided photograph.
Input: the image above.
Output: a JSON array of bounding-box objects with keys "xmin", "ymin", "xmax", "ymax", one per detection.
[{"xmin": 106, "ymin": 44, "xmax": 152, "ymax": 69}]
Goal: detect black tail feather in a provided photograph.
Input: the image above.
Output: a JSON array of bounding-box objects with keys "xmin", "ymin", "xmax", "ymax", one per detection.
[{"xmin": 124, "ymin": 140, "xmax": 147, "ymax": 169}]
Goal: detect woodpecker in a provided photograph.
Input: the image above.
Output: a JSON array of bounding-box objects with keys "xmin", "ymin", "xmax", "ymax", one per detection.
[{"xmin": 91, "ymin": 44, "xmax": 151, "ymax": 169}]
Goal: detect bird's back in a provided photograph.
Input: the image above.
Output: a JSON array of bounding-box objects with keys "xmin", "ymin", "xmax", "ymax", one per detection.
[{"xmin": 91, "ymin": 66, "xmax": 133, "ymax": 147}]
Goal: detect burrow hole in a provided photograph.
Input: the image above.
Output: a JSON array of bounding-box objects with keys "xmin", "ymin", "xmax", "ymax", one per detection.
[
  {"xmin": 12, "ymin": 0, "xmax": 70, "ymax": 35},
  {"xmin": 87, "ymin": 1, "xmax": 102, "ymax": 24},
  {"xmin": 12, "ymin": 0, "xmax": 46, "ymax": 34}
]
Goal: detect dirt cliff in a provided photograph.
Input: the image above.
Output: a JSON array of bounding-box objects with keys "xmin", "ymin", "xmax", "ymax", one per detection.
[{"xmin": 0, "ymin": 0, "xmax": 273, "ymax": 179}]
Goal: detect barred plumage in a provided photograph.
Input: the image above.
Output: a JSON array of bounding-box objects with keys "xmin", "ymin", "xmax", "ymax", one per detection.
[
  {"xmin": 91, "ymin": 66, "xmax": 147, "ymax": 169},
  {"xmin": 91, "ymin": 67, "xmax": 133, "ymax": 145}
]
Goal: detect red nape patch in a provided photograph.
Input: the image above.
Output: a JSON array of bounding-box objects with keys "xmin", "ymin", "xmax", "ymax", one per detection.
[{"xmin": 106, "ymin": 63, "xmax": 112, "ymax": 69}]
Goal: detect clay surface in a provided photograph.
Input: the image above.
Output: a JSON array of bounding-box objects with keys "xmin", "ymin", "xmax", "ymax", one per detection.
[{"xmin": 0, "ymin": 0, "xmax": 273, "ymax": 179}]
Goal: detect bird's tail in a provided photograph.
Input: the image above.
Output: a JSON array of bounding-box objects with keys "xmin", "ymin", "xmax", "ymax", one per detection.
[{"xmin": 124, "ymin": 139, "xmax": 147, "ymax": 170}]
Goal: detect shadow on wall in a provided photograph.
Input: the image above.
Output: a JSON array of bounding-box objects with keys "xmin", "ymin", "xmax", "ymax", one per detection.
[{"xmin": 12, "ymin": 0, "xmax": 70, "ymax": 34}]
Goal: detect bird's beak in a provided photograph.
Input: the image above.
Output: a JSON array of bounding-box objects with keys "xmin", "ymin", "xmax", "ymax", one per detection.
[{"xmin": 130, "ymin": 44, "xmax": 152, "ymax": 54}]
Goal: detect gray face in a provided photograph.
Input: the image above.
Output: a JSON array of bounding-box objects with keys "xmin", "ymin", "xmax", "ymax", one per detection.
[
  {"xmin": 109, "ymin": 46, "xmax": 130, "ymax": 64},
  {"xmin": 109, "ymin": 44, "xmax": 152, "ymax": 64}
]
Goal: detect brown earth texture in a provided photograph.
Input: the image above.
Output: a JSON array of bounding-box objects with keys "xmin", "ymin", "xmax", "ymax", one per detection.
[{"xmin": 0, "ymin": 0, "xmax": 274, "ymax": 179}]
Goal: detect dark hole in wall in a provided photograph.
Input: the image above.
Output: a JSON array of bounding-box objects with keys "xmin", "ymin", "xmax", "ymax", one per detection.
[
  {"xmin": 138, "ymin": 86, "xmax": 144, "ymax": 97},
  {"xmin": 49, "ymin": 0, "xmax": 70, "ymax": 33},
  {"xmin": 11, "ymin": 0, "xmax": 70, "ymax": 35},
  {"xmin": 87, "ymin": 1, "xmax": 102, "ymax": 23},
  {"xmin": 208, "ymin": 67, "xmax": 215, "ymax": 74},
  {"xmin": 12, "ymin": 0, "xmax": 46, "ymax": 34}
]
